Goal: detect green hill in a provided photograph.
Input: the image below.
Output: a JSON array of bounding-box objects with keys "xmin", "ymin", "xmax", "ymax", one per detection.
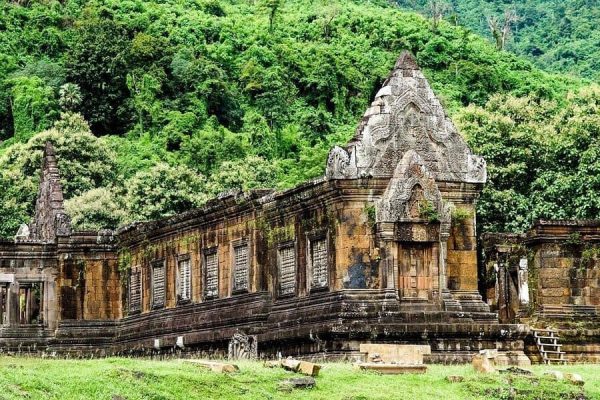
[
  {"xmin": 0, "ymin": 0, "xmax": 598, "ymax": 237},
  {"xmin": 396, "ymin": 0, "xmax": 600, "ymax": 81}
]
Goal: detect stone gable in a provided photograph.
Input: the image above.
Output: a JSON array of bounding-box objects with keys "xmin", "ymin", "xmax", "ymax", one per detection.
[{"xmin": 326, "ymin": 51, "xmax": 486, "ymax": 183}]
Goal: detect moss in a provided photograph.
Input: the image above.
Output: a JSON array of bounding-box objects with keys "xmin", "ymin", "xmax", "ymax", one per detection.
[
  {"xmin": 365, "ymin": 203, "xmax": 376, "ymax": 229},
  {"xmin": 566, "ymin": 232, "xmax": 583, "ymax": 247},
  {"xmin": 419, "ymin": 200, "xmax": 439, "ymax": 223},
  {"xmin": 451, "ymin": 207, "xmax": 472, "ymax": 223},
  {"xmin": 117, "ymin": 248, "xmax": 132, "ymax": 285},
  {"xmin": 264, "ymin": 224, "xmax": 295, "ymax": 246},
  {"xmin": 579, "ymin": 244, "xmax": 600, "ymax": 269}
]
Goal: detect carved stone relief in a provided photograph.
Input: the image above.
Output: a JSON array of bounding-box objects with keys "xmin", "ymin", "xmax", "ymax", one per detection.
[
  {"xmin": 228, "ymin": 332, "xmax": 258, "ymax": 360},
  {"xmin": 325, "ymin": 146, "xmax": 356, "ymax": 179},
  {"xmin": 376, "ymin": 150, "xmax": 445, "ymax": 224},
  {"xmin": 325, "ymin": 51, "xmax": 486, "ymax": 184}
]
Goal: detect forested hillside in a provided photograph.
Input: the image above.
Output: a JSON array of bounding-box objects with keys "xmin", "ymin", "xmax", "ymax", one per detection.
[
  {"xmin": 0, "ymin": 0, "xmax": 598, "ymax": 237},
  {"xmin": 396, "ymin": 0, "xmax": 600, "ymax": 80}
]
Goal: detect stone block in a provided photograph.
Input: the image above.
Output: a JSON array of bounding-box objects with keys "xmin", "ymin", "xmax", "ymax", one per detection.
[
  {"xmin": 544, "ymin": 370, "xmax": 564, "ymax": 381},
  {"xmin": 494, "ymin": 351, "xmax": 531, "ymax": 368},
  {"xmin": 542, "ymin": 278, "xmax": 570, "ymax": 289},
  {"xmin": 472, "ymin": 354, "xmax": 495, "ymax": 373},
  {"xmin": 558, "ymin": 258, "xmax": 574, "ymax": 269},
  {"xmin": 540, "ymin": 288, "xmax": 569, "ymax": 297},
  {"xmin": 355, "ymin": 363, "xmax": 427, "ymax": 374},
  {"xmin": 565, "ymin": 373, "xmax": 584, "ymax": 386},
  {"xmin": 184, "ymin": 360, "xmax": 239, "ymax": 373},
  {"xmin": 359, "ymin": 344, "xmax": 431, "ymax": 365},
  {"xmin": 539, "ymin": 268, "xmax": 565, "ymax": 280},
  {"xmin": 281, "ymin": 358, "xmax": 301, "ymax": 372},
  {"xmin": 298, "ymin": 361, "xmax": 321, "ymax": 377},
  {"xmin": 278, "ymin": 377, "xmax": 316, "ymax": 391},
  {"xmin": 264, "ymin": 360, "xmax": 281, "ymax": 368},
  {"xmin": 479, "ymin": 349, "xmax": 498, "ymax": 359},
  {"xmin": 498, "ymin": 367, "xmax": 532, "ymax": 375}
]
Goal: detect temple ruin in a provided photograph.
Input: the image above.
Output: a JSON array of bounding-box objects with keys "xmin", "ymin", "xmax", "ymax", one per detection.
[{"xmin": 0, "ymin": 52, "xmax": 597, "ymax": 363}]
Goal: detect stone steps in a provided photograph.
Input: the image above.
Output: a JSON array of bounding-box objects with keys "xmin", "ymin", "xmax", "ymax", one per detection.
[
  {"xmin": 532, "ymin": 328, "xmax": 567, "ymax": 365},
  {"xmin": 539, "ymin": 305, "xmax": 600, "ymax": 320}
]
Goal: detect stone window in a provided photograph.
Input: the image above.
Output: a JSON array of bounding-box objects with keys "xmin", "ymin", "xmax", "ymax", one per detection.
[
  {"xmin": 278, "ymin": 243, "xmax": 296, "ymax": 296},
  {"xmin": 232, "ymin": 240, "xmax": 250, "ymax": 293},
  {"xmin": 203, "ymin": 248, "xmax": 219, "ymax": 299},
  {"xmin": 308, "ymin": 235, "xmax": 328, "ymax": 289},
  {"xmin": 129, "ymin": 267, "xmax": 141, "ymax": 313},
  {"xmin": 0, "ymin": 284, "xmax": 8, "ymax": 325},
  {"xmin": 151, "ymin": 260, "xmax": 166, "ymax": 308},
  {"xmin": 18, "ymin": 282, "xmax": 43, "ymax": 324},
  {"xmin": 177, "ymin": 257, "xmax": 191, "ymax": 303}
]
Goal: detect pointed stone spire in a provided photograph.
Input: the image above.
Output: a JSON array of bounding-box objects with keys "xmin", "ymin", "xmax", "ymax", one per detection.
[
  {"xmin": 325, "ymin": 51, "xmax": 486, "ymax": 184},
  {"xmin": 393, "ymin": 50, "xmax": 420, "ymax": 71},
  {"xmin": 27, "ymin": 142, "xmax": 71, "ymax": 242}
]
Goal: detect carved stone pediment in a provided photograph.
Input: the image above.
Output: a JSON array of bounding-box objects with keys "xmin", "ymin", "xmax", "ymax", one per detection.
[
  {"xmin": 376, "ymin": 150, "xmax": 443, "ymax": 224},
  {"xmin": 325, "ymin": 51, "xmax": 486, "ymax": 184}
]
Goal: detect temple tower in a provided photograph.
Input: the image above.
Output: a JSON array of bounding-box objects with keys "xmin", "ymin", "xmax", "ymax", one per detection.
[
  {"xmin": 326, "ymin": 51, "xmax": 488, "ymax": 313},
  {"xmin": 27, "ymin": 142, "xmax": 72, "ymax": 242}
]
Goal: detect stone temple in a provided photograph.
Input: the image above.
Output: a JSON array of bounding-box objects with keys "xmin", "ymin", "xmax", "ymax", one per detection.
[{"xmin": 0, "ymin": 52, "xmax": 597, "ymax": 362}]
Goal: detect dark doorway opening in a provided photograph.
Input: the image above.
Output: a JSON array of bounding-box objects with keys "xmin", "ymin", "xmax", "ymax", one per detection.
[{"xmin": 18, "ymin": 283, "xmax": 43, "ymax": 325}]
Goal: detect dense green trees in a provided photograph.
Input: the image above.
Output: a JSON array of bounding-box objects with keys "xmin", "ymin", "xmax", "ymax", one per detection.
[
  {"xmin": 0, "ymin": 0, "xmax": 598, "ymax": 235},
  {"xmin": 457, "ymin": 86, "xmax": 600, "ymax": 232},
  {"xmin": 396, "ymin": 0, "xmax": 600, "ymax": 80},
  {"xmin": 0, "ymin": 113, "xmax": 117, "ymax": 237}
]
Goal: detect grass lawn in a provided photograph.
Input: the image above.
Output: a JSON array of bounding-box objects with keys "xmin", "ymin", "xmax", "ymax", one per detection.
[{"xmin": 0, "ymin": 357, "xmax": 597, "ymax": 400}]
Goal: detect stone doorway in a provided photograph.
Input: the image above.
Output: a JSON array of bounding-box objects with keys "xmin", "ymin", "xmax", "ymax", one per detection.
[
  {"xmin": 18, "ymin": 282, "xmax": 43, "ymax": 325},
  {"xmin": 397, "ymin": 243, "xmax": 434, "ymax": 300}
]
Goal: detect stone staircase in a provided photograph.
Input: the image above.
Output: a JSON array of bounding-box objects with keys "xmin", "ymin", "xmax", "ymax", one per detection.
[
  {"xmin": 539, "ymin": 304, "xmax": 600, "ymax": 321},
  {"xmin": 441, "ymin": 291, "xmax": 462, "ymax": 312},
  {"xmin": 443, "ymin": 290, "xmax": 497, "ymax": 321},
  {"xmin": 532, "ymin": 328, "xmax": 567, "ymax": 365}
]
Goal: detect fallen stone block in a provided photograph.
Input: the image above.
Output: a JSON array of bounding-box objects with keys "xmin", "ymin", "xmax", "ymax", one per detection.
[
  {"xmin": 298, "ymin": 361, "xmax": 321, "ymax": 377},
  {"xmin": 264, "ymin": 360, "xmax": 282, "ymax": 368},
  {"xmin": 544, "ymin": 370, "xmax": 564, "ymax": 381},
  {"xmin": 446, "ymin": 375, "xmax": 464, "ymax": 383},
  {"xmin": 183, "ymin": 360, "xmax": 239, "ymax": 373},
  {"xmin": 278, "ymin": 377, "xmax": 316, "ymax": 391},
  {"xmin": 565, "ymin": 373, "xmax": 585, "ymax": 386},
  {"xmin": 355, "ymin": 363, "xmax": 427, "ymax": 374},
  {"xmin": 472, "ymin": 354, "xmax": 495, "ymax": 373},
  {"xmin": 281, "ymin": 358, "xmax": 301, "ymax": 372},
  {"xmin": 499, "ymin": 367, "xmax": 533, "ymax": 375}
]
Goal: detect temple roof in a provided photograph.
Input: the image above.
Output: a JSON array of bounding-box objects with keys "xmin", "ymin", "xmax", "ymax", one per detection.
[{"xmin": 326, "ymin": 51, "xmax": 486, "ymax": 184}]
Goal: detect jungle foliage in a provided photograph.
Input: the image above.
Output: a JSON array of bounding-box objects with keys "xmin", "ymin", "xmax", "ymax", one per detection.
[
  {"xmin": 0, "ymin": 0, "xmax": 597, "ymax": 236},
  {"xmin": 396, "ymin": 0, "xmax": 600, "ymax": 81}
]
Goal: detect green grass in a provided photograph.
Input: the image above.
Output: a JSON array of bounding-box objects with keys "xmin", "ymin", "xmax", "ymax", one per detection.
[{"xmin": 0, "ymin": 357, "xmax": 597, "ymax": 399}]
